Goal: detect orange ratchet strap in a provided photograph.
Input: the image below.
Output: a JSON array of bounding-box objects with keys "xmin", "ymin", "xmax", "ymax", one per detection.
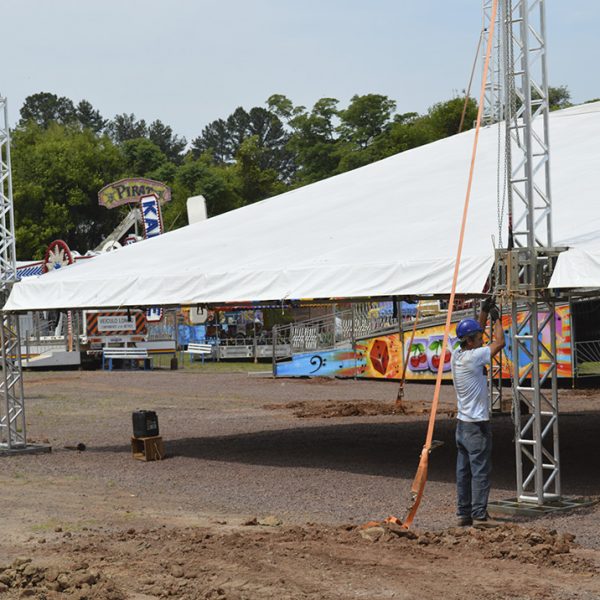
[{"xmin": 388, "ymin": 0, "xmax": 500, "ymax": 530}]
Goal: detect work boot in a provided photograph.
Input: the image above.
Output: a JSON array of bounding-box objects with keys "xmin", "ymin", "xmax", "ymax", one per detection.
[
  {"xmin": 457, "ymin": 516, "xmax": 472, "ymax": 527},
  {"xmin": 472, "ymin": 514, "xmax": 501, "ymax": 528}
]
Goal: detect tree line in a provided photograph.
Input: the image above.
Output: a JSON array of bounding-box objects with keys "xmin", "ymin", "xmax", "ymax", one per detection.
[{"xmin": 10, "ymin": 86, "xmax": 575, "ymax": 259}]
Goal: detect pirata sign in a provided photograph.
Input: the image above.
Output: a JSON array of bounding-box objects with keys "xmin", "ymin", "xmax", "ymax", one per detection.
[{"xmin": 98, "ymin": 178, "xmax": 171, "ymax": 209}]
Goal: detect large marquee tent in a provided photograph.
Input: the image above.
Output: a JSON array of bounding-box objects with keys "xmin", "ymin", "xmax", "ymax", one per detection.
[{"xmin": 4, "ymin": 102, "xmax": 600, "ymax": 313}]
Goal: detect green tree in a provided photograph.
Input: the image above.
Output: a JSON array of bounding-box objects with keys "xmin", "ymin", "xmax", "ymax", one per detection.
[
  {"xmin": 106, "ymin": 113, "xmax": 148, "ymax": 143},
  {"xmin": 426, "ymin": 96, "xmax": 478, "ymax": 138},
  {"xmin": 548, "ymin": 85, "xmax": 572, "ymax": 111},
  {"xmin": 191, "ymin": 106, "xmax": 294, "ymax": 179},
  {"xmin": 11, "ymin": 123, "xmax": 123, "ymax": 259},
  {"xmin": 121, "ymin": 138, "xmax": 169, "ymax": 176},
  {"xmin": 337, "ymin": 94, "xmax": 396, "ymax": 149},
  {"xmin": 521, "ymin": 85, "xmax": 571, "ymax": 113},
  {"xmin": 168, "ymin": 154, "xmax": 242, "ymax": 225},
  {"xmin": 76, "ymin": 100, "xmax": 107, "ymax": 133},
  {"xmin": 278, "ymin": 96, "xmax": 340, "ymax": 185},
  {"xmin": 19, "ymin": 92, "xmax": 76, "ymax": 128},
  {"xmin": 191, "ymin": 119, "xmax": 230, "ymax": 163},
  {"xmin": 266, "ymin": 94, "xmax": 299, "ymax": 122},
  {"xmin": 148, "ymin": 119, "xmax": 187, "ymax": 163},
  {"xmin": 386, "ymin": 112, "xmax": 439, "ymax": 153},
  {"xmin": 333, "ymin": 94, "xmax": 398, "ymax": 174},
  {"xmin": 234, "ymin": 136, "xmax": 286, "ymax": 205}
]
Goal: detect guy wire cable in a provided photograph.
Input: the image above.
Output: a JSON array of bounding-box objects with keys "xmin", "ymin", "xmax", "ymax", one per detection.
[
  {"xmin": 458, "ymin": 29, "xmax": 484, "ymax": 134},
  {"xmin": 395, "ymin": 301, "xmax": 422, "ymax": 407}
]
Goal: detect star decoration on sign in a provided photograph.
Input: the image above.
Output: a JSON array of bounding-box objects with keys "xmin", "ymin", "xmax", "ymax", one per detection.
[{"xmin": 42, "ymin": 240, "xmax": 74, "ymax": 274}]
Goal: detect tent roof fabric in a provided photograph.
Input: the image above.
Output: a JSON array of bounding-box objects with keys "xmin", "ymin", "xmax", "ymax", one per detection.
[
  {"xmin": 550, "ymin": 243, "xmax": 600, "ymax": 289},
  {"xmin": 5, "ymin": 102, "xmax": 600, "ymax": 312}
]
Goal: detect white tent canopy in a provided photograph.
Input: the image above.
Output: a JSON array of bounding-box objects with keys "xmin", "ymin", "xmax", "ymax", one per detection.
[
  {"xmin": 549, "ymin": 242, "xmax": 600, "ymax": 289},
  {"xmin": 5, "ymin": 102, "xmax": 600, "ymax": 312}
]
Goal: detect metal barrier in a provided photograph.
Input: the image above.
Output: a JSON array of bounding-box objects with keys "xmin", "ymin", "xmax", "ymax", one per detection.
[
  {"xmin": 273, "ymin": 305, "xmax": 476, "ymax": 371},
  {"xmin": 274, "ymin": 308, "xmax": 400, "ymax": 359},
  {"xmin": 23, "ymin": 336, "xmax": 68, "ymax": 358}
]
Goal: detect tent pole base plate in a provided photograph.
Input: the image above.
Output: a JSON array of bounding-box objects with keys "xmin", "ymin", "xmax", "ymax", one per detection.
[
  {"xmin": 0, "ymin": 444, "xmax": 52, "ymax": 457},
  {"xmin": 488, "ymin": 497, "xmax": 597, "ymax": 517}
]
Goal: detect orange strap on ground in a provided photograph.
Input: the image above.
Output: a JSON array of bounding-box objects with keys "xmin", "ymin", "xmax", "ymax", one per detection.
[{"xmin": 395, "ymin": 0, "xmax": 500, "ymax": 530}]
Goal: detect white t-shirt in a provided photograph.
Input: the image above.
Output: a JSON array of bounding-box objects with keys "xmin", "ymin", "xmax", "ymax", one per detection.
[{"xmin": 451, "ymin": 346, "xmax": 491, "ymax": 422}]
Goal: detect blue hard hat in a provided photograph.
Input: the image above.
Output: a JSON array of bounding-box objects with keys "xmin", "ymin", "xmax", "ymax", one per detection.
[{"xmin": 456, "ymin": 318, "xmax": 483, "ymax": 340}]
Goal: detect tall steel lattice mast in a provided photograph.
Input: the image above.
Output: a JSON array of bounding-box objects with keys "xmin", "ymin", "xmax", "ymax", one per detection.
[
  {"xmin": 482, "ymin": 0, "xmax": 504, "ymax": 127},
  {"xmin": 481, "ymin": 0, "xmax": 506, "ymax": 417},
  {"xmin": 0, "ymin": 95, "xmax": 26, "ymax": 449},
  {"xmin": 497, "ymin": 0, "xmax": 562, "ymax": 504}
]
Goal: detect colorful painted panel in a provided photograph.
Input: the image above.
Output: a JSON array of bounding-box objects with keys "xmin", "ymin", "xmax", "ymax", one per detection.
[
  {"xmin": 500, "ymin": 304, "xmax": 572, "ymax": 379},
  {"xmin": 276, "ymin": 349, "xmax": 362, "ymax": 378},
  {"xmin": 276, "ymin": 304, "xmax": 573, "ymax": 380},
  {"xmin": 355, "ymin": 331, "xmax": 460, "ymax": 381}
]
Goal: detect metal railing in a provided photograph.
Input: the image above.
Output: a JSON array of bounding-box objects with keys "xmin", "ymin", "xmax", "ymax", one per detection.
[
  {"xmin": 274, "ymin": 308, "xmax": 401, "ymax": 359},
  {"xmin": 23, "ymin": 335, "xmax": 68, "ymax": 356},
  {"xmin": 273, "ymin": 304, "xmax": 477, "ymax": 366}
]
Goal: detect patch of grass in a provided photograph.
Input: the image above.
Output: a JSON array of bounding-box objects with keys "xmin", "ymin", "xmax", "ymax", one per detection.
[
  {"xmin": 44, "ymin": 394, "xmax": 70, "ymax": 404},
  {"xmin": 31, "ymin": 518, "xmax": 99, "ymax": 533},
  {"xmin": 152, "ymin": 355, "xmax": 271, "ymax": 374},
  {"xmin": 30, "ymin": 518, "xmax": 63, "ymax": 533},
  {"xmin": 186, "ymin": 361, "xmax": 272, "ymax": 374},
  {"xmin": 121, "ymin": 510, "xmax": 140, "ymax": 520},
  {"xmin": 578, "ymin": 362, "xmax": 600, "ymax": 376}
]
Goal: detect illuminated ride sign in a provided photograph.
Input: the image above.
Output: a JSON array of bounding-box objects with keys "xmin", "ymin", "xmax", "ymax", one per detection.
[{"xmin": 98, "ymin": 178, "xmax": 171, "ymax": 209}]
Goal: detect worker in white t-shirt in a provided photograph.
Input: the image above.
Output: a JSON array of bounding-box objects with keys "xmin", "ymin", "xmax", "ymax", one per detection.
[{"xmin": 452, "ymin": 297, "xmax": 505, "ymax": 528}]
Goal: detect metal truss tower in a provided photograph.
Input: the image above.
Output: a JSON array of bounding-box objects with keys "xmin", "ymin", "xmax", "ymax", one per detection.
[
  {"xmin": 482, "ymin": 0, "xmax": 504, "ymax": 126},
  {"xmin": 0, "ymin": 95, "xmax": 26, "ymax": 449},
  {"xmin": 481, "ymin": 0, "xmax": 506, "ymax": 415},
  {"xmin": 497, "ymin": 0, "xmax": 562, "ymax": 504}
]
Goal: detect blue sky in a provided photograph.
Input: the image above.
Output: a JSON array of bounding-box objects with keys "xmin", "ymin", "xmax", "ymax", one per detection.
[{"xmin": 2, "ymin": 1, "xmax": 598, "ymax": 141}]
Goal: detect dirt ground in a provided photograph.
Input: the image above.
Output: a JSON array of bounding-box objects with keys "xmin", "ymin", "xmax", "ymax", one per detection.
[{"xmin": 1, "ymin": 368, "xmax": 600, "ymax": 599}]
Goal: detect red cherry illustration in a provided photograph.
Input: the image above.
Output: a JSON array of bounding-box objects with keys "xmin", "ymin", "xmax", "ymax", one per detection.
[
  {"xmin": 419, "ymin": 354, "xmax": 427, "ymax": 364},
  {"xmin": 444, "ymin": 350, "xmax": 451, "ymax": 363},
  {"xmin": 432, "ymin": 355, "xmax": 441, "ymax": 369},
  {"xmin": 410, "ymin": 356, "xmax": 420, "ymax": 368}
]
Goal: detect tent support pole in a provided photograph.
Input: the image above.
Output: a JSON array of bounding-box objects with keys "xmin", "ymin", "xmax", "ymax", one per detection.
[
  {"xmin": 0, "ymin": 95, "xmax": 26, "ymax": 451},
  {"xmin": 351, "ymin": 303, "xmax": 356, "ymax": 379},
  {"xmin": 271, "ymin": 325, "xmax": 278, "ymax": 377},
  {"xmin": 495, "ymin": 0, "xmax": 563, "ymax": 506}
]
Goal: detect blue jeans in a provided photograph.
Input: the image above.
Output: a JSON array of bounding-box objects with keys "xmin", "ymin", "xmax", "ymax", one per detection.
[{"xmin": 456, "ymin": 420, "xmax": 492, "ymax": 520}]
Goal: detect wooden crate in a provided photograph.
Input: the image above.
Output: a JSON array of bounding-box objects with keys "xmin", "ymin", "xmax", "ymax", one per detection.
[{"xmin": 131, "ymin": 436, "xmax": 164, "ymax": 461}]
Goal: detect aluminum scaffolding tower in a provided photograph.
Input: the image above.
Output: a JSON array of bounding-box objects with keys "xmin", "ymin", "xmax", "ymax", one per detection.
[
  {"xmin": 496, "ymin": 0, "xmax": 562, "ymax": 504},
  {"xmin": 0, "ymin": 95, "xmax": 26, "ymax": 449},
  {"xmin": 482, "ymin": 0, "xmax": 504, "ymax": 127},
  {"xmin": 481, "ymin": 0, "xmax": 506, "ymax": 415}
]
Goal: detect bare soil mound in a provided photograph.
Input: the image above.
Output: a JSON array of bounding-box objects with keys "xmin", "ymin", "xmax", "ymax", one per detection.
[
  {"xmin": 3, "ymin": 371, "xmax": 600, "ymax": 599},
  {"xmin": 265, "ymin": 399, "xmax": 456, "ymax": 418},
  {"xmin": 1, "ymin": 522, "xmax": 597, "ymax": 600}
]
